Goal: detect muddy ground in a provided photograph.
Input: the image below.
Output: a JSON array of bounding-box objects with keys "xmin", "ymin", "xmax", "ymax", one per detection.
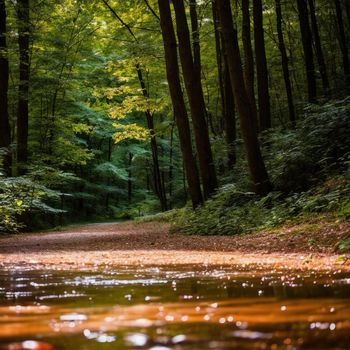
[{"xmin": 0, "ymin": 218, "xmax": 349, "ymax": 271}]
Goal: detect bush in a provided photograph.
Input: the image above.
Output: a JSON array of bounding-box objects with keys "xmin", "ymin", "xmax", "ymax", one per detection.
[
  {"xmin": 0, "ymin": 176, "xmax": 64, "ymax": 233},
  {"xmin": 266, "ymin": 98, "xmax": 350, "ymax": 192},
  {"xmin": 170, "ymin": 99, "xmax": 350, "ymax": 236}
]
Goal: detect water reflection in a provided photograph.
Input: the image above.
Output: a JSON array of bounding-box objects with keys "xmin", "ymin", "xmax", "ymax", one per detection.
[{"xmin": 0, "ymin": 265, "xmax": 349, "ymax": 349}]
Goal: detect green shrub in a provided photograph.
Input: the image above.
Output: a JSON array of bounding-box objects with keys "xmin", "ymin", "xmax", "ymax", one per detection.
[
  {"xmin": 266, "ymin": 98, "xmax": 350, "ymax": 192},
  {"xmin": 0, "ymin": 176, "xmax": 65, "ymax": 233}
]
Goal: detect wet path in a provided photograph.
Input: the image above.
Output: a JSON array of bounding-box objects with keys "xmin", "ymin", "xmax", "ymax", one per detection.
[{"xmin": 1, "ymin": 265, "xmax": 350, "ymax": 349}]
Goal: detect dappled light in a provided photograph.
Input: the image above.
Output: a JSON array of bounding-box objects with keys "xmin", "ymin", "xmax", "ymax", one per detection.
[
  {"xmin": 1, "ymin": 266, "xmax": 350, "ymax": 349},
  {"xmin": 1, "ymin": 0, "xmax": 349, "ymax": 348}
]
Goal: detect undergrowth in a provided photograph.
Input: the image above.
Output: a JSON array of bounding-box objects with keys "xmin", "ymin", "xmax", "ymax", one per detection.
[{"xmin": 139, "ymin": 99, "xmax": 350, "ymax": 237}]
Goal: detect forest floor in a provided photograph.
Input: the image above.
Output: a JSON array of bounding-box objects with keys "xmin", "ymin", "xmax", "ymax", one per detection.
[{"xmin": 0, "ymin": 216, "xmax": 349, "ymax": 271}]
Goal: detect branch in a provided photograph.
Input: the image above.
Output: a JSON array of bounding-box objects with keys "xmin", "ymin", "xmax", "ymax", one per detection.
[
  {"xmin": 101, "ymin": 0, "xmax": 138, "ymax": 42},
  {"xmin": 143, "ymin": 0, "xmax": 160, "ymax": 21}
]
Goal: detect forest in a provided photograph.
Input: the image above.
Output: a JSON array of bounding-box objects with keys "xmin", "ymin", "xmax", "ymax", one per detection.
[
  {"xmin": 0, "ymin": 0, "xmax": 349, "ymax": 239},
  {"xmin": 1, "ymin": 1, "xmax": 350, "ymax": 349}
]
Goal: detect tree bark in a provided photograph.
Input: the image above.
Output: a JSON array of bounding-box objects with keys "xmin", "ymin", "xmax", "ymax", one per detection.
[
  {"xmin": 296, "ymin": 0, "xmax": 317, "ymax": 102},
  {"xmin": 0, "ymin": 0, "xmax": 11, "ymax": 175},
  {"xmin": 307, "ymin": 0, "xmax": 330, "ymax": 96},
  {"xmin": 241, "ymin": 0, "xmax": 257, "ymax": 121},
  {"xmin": 275, "ymin": 0, "xmax": 296, "ymax": 126},
  {"xmin": 334, "ymin": 0, "xmax": 350, "ymax": 85},
  {"xmin": 128, "ymin": 153, "xmax": 132, "ymax": 204},
  {"xmin": 253, "ymin": 0, "xmax": 272, "ymax": 131},
  {"xmin": 217, "ymin": 0, "xmax": 272, "ymax": 196},
  {"xmin": 158, "ymin": 0, "xmax": 203, "ymax": 208},
  {"xmin": 212, "ymin": 1, "xmax": 236, "ymax": 168},
  {"xmin": 189, "ymin": 0, "xmax": 201, "ymax": 77},
  {"xmin": 222, "ymin": 56, "xmax": 236, "ymax": 168},
  {"xmin": 346, "ymin": 0, "xmax": 350, "ymax": 27},
  {"xmin": 172, "ymin": 0, "xmax": 218, "ymax": 199},
  {"xmin": 137, "ymin": 64, "xmax": 168, "ymax": 211},
  {"xmin": 17, "ymin": 0, "xmax": 30, "ymax": 174}
]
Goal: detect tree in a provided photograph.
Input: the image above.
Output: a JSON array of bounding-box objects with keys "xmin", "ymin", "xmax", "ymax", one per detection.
[
  {"xmin": 275, "ymin": 0, "xmax": 296, "ymax": 125},
  {"xmin": 297, "ymin": 0, "xmax": 317, "ymax": 102},
  {"xmin": 158, "ymin": 0, "xmax": 203, "ymax": 208},
  {"xmin": 17, "ymin": 0, "xmax": 30, "ymax": 174},
  {"xmin": 217, "ymin": 0, "xmax": 272, "ymax": 196},
  {"xmin": 241, "ymin": 0, "xmax": 257, "ymax": 125},
  {"xmin": 0, "ymin": 0, "xmax": 11, "ymax": 175},
  {"xmin": 212, "ymin": 1, "xmax": 236, "ymax": 168},
  {"xmin": 189, "ymin": 0, "xmax": 201, "ymax": 77},
  {"xmin": 102, "ymin": 0, "xmax": 168, "ymax": 211},
  {"xmin": 308, "ymin": 0, "xmax": 330, "ymax": 96},
  {"xmin": 334, "ymin": 0, "xmax": 350, "ymax": 85},
  {"xmin": 253, "ymin": 0, "xmax": 272, "ymax": 130},
  {"xmin": 172, "ymin": 0, "xmax": 218, "ymax": 199}
]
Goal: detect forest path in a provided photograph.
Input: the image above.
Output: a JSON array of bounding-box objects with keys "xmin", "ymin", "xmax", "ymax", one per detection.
[{"xmin": 0, "ymin": 221, "xmax": 349, "ymax": 271}]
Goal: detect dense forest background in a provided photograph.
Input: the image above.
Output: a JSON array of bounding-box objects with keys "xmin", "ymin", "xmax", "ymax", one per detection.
[{"xmin": 0, "ymin": 0, "xmax": 349, "ymax": 235}]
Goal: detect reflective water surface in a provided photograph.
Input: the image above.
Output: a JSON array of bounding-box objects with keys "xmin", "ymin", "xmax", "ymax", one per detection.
[{"xmin": 0, "ymin": 265, "xmax": 350, "ymax": 349}]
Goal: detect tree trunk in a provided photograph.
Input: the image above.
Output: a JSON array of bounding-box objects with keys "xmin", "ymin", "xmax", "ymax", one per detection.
[
  {"xmin": 212, "ymin": 1, "xmax": 236, "ymax": 168},
  {"xmin": 0, "ymin": 0, "xmax": 11, "ymax": 175},
  {"xmin": 137, "ymin": 65, "xmax": 168, "ymax": 211},
  {"xmin": 217, "ymin": 0, "xmax": 272, "ymax": 196},
  {"xmin": 275, "ymin": 0, "xmax": 296, "ymax": 126},
  {"xmin": 172, "ymin": 0, "xmax": 218, "ymax": 199},
  {"xmin": 241, "ymin": 0, "xmax": 257, "ymax": 121},
  {"xmin": 222, "ymin": 56, "xmax": 236, "ymax": 168},
  {"xmin": 308, "ymin": 0, "xmax": 330, "ymax": 96},
  {"xmin": 158, "ymin": 0, "xmax": 203, "ymax": 208},
  {"xmin": 17, "ymin": 0, "xmax": 30, "ymax": 174},
  {"xmin": 346, "ymin": 0, "xmax": 350, "ymax": 27},
  {"xmin": 128, "ymin": 153, "xmax": 132, "ymax": 204},
  {"xmin": 297, "ymin": 0, "xmax": 317, "ymax": 102},
  {"xmin": 189, "ymin": 0, "xmax": 201, "ymax": 77},
  {"xmin": 334, "ymin": 0, "xmax": 350, "ymax": 85},
  {"xmin": 253, "ymin": 0, "xmax": 272, "ymax": 131}
]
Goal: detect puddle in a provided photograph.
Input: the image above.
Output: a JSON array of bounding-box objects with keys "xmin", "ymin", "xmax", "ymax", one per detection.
[{"xmin": 0, "ymin": 265, "xmax": 350, "ymax": 349}]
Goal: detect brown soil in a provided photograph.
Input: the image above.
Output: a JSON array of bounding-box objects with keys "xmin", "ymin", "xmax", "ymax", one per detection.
[{"xmin": 0, "ymin": 218, "xmax": 349, "ymax": 271}]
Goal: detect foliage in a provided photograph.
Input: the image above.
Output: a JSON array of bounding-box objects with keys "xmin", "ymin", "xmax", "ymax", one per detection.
[
  {"xmin": 169, "ymin": 174, "xmax": 349, "ymax": 236},
  {"xmin": 266, "ymin": 99, "xmax": 350, "ymax": 192},
  {"xmin": 2, "ymin": 0, "xmax": 350, "ymax": 235},
  {"xmin": 337, "ymin": 236, "xmax": 350, "ymax": 253},
  {"xmin": 0, "ymin": 175, "xmax": 64, "ymax": 233},
  {"xmin": 169, "ymin": 100, "xmax": 350, "ymax": 235}
]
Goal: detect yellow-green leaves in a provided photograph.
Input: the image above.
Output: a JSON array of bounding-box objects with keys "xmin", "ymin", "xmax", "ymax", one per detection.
[
  {"xmin": 15, "ymin": 200, "xmax": 23, "ymax": 207},
  {"xmin": 112, "ymin": 123, "xmax": 150, "ymax": 143},
  {"xmin": 72, "ymin": 123, "xmax": 93, "ymax": 134}
]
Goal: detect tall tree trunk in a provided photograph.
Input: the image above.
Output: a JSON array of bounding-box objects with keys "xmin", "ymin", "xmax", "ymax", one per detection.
[
  {"xmin": 275, "ymin": 0, "xmax": 296, "ymax": 126},
  {"xmin": 346, "ymin": 0, "xmax": 350, "ymax": 27},
  {"xmin": 241, "ymin": 0, "xmax": 257, "ymax": 121},
  {"xmin": 137, "ymin": 64, "xmax": 168, "ymax": 211},
  {"xmin": 189, "ymin": 0, "xmax": 201, "ymax": 77},
  {"xmin": 297, "ymin": 0, "xmax": 317, "ymax": 102},
  {"xmin": 0, "ymin": 0, "xmax": 11, "ymax": 175},
  {"xmin": 158, "ymin": 0, "xmax": 203, "ymax": 208},
  {"xmin": 172, "ymin": 0, "xmax": 218, "ymax": 199},
  {"xmin": 308, "ymin": 0, "xmax": 330, "ymax": 95},
  {"xmin": 168, "ymin": 122, "xmax": 175, "ymax": 209},
  {"xmin": 128, "ymin": 153, "xmax": 132, "ymax": 204},
  {"xmin": 222, "ymin": 56, "xmax": 236, "ymax": 168},
  {"xmin": 212, "ymin": 1, "xmax": 236, "ymax": 168},
  {"xmin": 334, "ymin": 0, "xmax": 350, "ymax": 85},
  {"xmin": 253, "ymin": 0, "xmax": 272, "ymax": 131},
  {"xmin": 217, "ymin": 0, "xmax": 272, "ymax": 196},
  {"xmin": 17, "ymin": 0, "xmax": 30, "ymax": 174}
]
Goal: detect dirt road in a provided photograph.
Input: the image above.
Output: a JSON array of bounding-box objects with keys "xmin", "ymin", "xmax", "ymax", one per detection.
[{"xmin": 0, "ymin": 221, "xmax": 349, "ymax": 271}]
